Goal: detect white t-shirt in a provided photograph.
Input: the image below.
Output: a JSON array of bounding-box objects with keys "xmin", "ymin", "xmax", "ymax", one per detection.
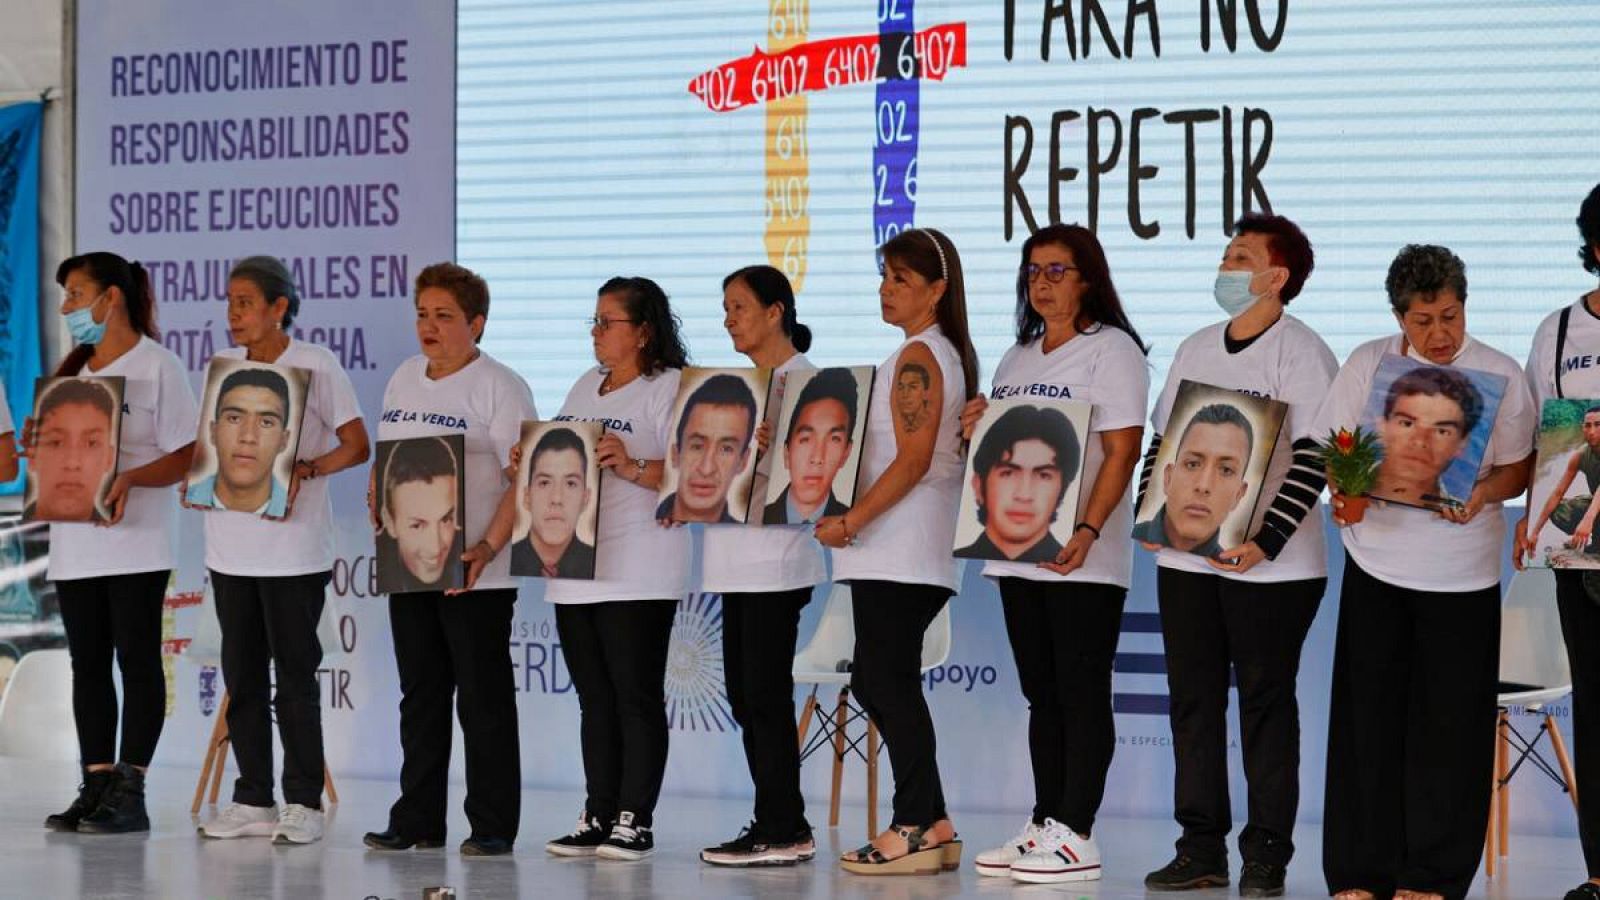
[
  {"xmin": 379, "ymin": 352, "xmax": 536, "ymax": 592},
  {"xmin": 1311, "ymin": 333, "xmax": 1536, "ymax": 592},
  {"xmin": 543, "ymin": 366, "xmax": 692, "ymax": 605},
  {"xmin": 202, "ymin": 339, "xmax": 364, "ymax": 577},
  {"xmin": 1527, "ymin": 297, "xmax": 1600, "ymax": 407},
  {"xmin": 48, "ymin": 337, "xmax": 199, "ymax": 581},
  {"xmin": 702, "ymin": 353, "xmax": 827, "ymax": 594},
  {"xmin": 831, "ymin": 327, "xmax": 967, "ymax": 593},
  {"xmin": 1151, "ymin": 315, "xmax": 1339, "ymax": 583},
  {"xmin": 981, "ymin": 327, "xmax": 1149, "ymax": 588}
]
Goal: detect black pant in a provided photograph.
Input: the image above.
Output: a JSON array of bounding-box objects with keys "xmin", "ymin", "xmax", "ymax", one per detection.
[
  {"xmin": 849, "ymin": 580, "xmax": 950, "ymax": 826},
  {"xmin": 1157, "ymin": 568, "xmax": 1324, "ymax": 866},
  {"xmin": 999, "ymin": 577, "xmax": 1126, "ymax": 836},
  {"xmin": 55, "ymin": 570, "xmax": 170, "ymax": 767},
  {"xmin": 1556, "ymin": 570, "xmax": 1600, "ymax": 877},
  {"xmin": 211, "ymin": 569, "xmax": 330, "ymax": 809},
  {"xmin": 723, "ymin": 588, "xmax": 812, "ymax": 840},
  {"xmin": 387, "ymin": 588, "xmax": 520, "ymax": 842},
  {"xmin": 1322, "ymin": 558, "xmax": 1498, "ymax": 900},
  {"xmin": 555, "ymin": 598, "xmax": 678, "ymax": 828}
]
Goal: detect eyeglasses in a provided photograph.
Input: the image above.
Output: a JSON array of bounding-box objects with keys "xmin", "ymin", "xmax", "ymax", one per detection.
[
  {"xmin": 1022, "ymin": 263, "xmax": 1079, "ymax": 283},
  {"xmin": 587, "ymin": 316, "xmax": 637, "ymax": 332}
]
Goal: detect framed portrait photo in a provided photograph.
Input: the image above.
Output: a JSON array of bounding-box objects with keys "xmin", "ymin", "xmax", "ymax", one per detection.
[
  {"xmin": 759, "ymin": 365, "xmax": 874, "ymax": 527},
  {"xmin": 23, "ymin": 375, "xmax": 126, "ymax": 523},
  {"xmin": 1527, "ymin": 398, "xmax": 1600, "ymax": 568},
  {"xmin": 954, "ymin": 396, "xmax": 1092, "ymax": 563},
  {"xmin": 183, "ymin": 357, "xmax": 312, "ymax": 520},
  {"xmin": 509, "ymin": 420, "xmax": 603, "ymax": 579},
  {"xmin": 373, "ymin": 434, "xmax": 467, "ymax": 594},
  {"xmin": 658, "ymin": 366, "xmax": 772, "ymax": 524}
]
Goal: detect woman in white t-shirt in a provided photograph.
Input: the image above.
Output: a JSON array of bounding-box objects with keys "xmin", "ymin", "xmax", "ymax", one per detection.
[
  {"xmin": 540, "ymin": 277, "xmax": 691, "ymax": 862},
  {"xmin": 196, "ymin": 256, "xmax": 370, "ymax": 846},
  {"xmin": 959, "ymin": 225, "xmax": 1149, "ymax": 885},
  {"xmin": 1135, "ymin": 216, "xmax": 1337, "ymax": 896},
  {"xmin": 1516, "ymin": 183, "xmax": 1600, "ymax": 900},
  {"xmin": 1313, "ymin": 245, "xmax": 1535, "ymax": 900},
  {"xmin": 362, "ymin": 263, "xmax": 536, "ymax": 858},
  {"xmin": 697, "ymin": 265, "xmax": 827, "ymax": 868},
  {"xmin": 26, "ymin": 253, "xmax": 197, "ymax": 835},
  {"xmin": 819, "ymin": 228, "xmax": 978, "ymax": 877}
]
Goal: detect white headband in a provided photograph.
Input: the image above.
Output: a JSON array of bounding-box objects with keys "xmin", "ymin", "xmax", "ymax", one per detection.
[{"xmin": 923, "ymin": 229, "xmax": 947, "ymax": 281}]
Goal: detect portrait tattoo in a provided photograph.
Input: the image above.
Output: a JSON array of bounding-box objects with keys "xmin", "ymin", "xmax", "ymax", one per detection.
[{"xmin": 895, "ymin": 362, "xmax": 932, "ymax": 432}]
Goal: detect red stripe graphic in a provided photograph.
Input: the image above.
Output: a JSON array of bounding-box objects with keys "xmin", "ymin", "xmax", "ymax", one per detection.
[{"xmin": 688, "ymin": 23, "xmax": 967, "ymax": 113}]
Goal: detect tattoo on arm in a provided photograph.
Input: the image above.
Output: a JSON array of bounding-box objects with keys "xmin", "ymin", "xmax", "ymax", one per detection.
[{"xmin": 894, "ymin": 361, "xmax": 933, "ymax": 433}]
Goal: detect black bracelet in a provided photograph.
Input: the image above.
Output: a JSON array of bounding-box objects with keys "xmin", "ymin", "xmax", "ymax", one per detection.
[{"xmin": 1075, "ymin": 522, "xmax": 1101, "ymax": 539}]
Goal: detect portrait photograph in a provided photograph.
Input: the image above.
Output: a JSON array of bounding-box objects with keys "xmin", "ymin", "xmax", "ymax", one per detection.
[
  {"xmin": 374, "ymin": 434, "xmax": 466, "ymax": 595},
  {"xmin": 658, "ymin": 366, "xmax": 772, "ymax": 524},
  {"xmin": 1526, "ymin": 398, "xmax": 1600, "ymax": 568},
  {"xmin": 760, "ymin": 365, "xmax": 874, "ymax": 527},
  {"xmin": 1132, "ymin": 380, "xmax": 1288, "ymax": 558},
  {"xmin": 1358, "ymin": 354, "xmax": 1508, "ymax": 512},
  {"xmin": 23, "ymin": 375, "xmax": 125, "ymax": 523},
  {"xmin": 510, "ymin": 420, "xmax": 602, "ymax": 580},
  {"xmin": 183, "ymin": 356, "xmax": 311, "ymax": 520},
  {"xmin": 954, "ymin": 397, "xmax": 1091, "ymax": 563}
]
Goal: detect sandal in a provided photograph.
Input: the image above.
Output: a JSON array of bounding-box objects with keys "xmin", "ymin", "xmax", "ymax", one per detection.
[
  {"xmin": 928, "ymin": 818, "xmax": 962, "ymax": 871},
  {"xmin": 1332, "ymin": 892, "xmax": 1375, "ymax": 900},
  {"xmin": 839, "ymin": 824, "xmax": 945, "ymax": 876}
]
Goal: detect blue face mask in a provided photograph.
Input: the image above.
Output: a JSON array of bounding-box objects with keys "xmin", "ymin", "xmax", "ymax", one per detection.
[
  {"xmin": 1212, "ymin": 271, "xmax": 1259, "ymax": 318},
  {"xmin": 64, "ymin": 292, "xmax": 108, "ymax": 345}
]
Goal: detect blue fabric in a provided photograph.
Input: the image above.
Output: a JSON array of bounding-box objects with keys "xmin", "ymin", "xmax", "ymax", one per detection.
[{"xmin": 0, "ymin": 101, "xmax": 42, "ymax": 496}]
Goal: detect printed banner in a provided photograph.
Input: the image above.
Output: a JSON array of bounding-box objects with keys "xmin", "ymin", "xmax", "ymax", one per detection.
[{"xmin": 0, "ymin": 101, "xmax": 42, "ymax": 496}]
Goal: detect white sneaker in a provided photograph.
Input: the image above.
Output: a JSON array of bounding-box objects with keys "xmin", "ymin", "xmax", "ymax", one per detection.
[
  {"xmin": 1010, "ymin": 818, "xmax": 1101, "ymax": 884},
  {"xmin": 200, "ymin": 802, "xmax": 279, "ymax": 839},
  {"xmin": 975, "ymin": 818, "xmax": 1045, "ymax": 877},
  {"xmin": 272, "ymin": 803, "xmax": 325, "ymax": 845}
]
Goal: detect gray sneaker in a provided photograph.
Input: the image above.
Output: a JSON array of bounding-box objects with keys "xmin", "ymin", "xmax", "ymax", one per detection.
[{"xmin": 272, "ymin": 804, "xmax": 325, "ymax": 845}]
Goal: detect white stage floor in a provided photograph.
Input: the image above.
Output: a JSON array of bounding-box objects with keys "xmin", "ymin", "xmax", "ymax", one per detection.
[{"xmin": 0, "ymin": 757, "xmax": 1583, "ymax": 899}]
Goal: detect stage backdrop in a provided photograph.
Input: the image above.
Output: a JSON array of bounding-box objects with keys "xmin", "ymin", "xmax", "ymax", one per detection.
[
  {"xmin": 58, "ymin": 0, "xmax": 1594, "ymax": 844},
  {"xmin": 0, "ymin": 100, "xmax": 41, "ymax": 496}
]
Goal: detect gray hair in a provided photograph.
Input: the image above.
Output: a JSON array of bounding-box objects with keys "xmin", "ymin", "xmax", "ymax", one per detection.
[{"xmin": 1385, "ymin": 244, "xmax": 1467, "ymax": 315}]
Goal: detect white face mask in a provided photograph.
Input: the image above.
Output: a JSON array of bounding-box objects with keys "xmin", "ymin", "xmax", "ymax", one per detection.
[{"xmin": 1212, "ymin": 271, "xmax": 1259, "ymax": 318}]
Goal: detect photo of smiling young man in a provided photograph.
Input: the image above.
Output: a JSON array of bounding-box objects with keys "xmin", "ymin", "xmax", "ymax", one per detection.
[
  {"xmin": 763, "ymin": 367, "xmax": 865, "ymax": 525},
  {"xmin": 657, "ymin": 368, "xmax": 769, "ymax": 524},
  {"xmin": 510, "ymin": 423, "xmax": 599, "ymax": 579},
  {"xmin": 955, "ymin": 401, "xmax": 1086, "ymax": 563},
  {"xmin": 375, "ymin": 436, "xmax": 465, "ymax": 594},
  {"xmin": 1133, "ymin": 401, "xmax": 1257, "ymax": 557},
  {"xmin": 25, "ymin": 377, "xmax": 124, "ymax": 522},
  {"xmin": 185, "ymin": 360, "xmax": 310, "ymax": 519}
]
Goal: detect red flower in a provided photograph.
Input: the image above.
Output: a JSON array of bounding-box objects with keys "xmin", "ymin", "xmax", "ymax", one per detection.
[{"xmin": 1335, "ymin": 429, "xmax": 1355, "ymax": 453}]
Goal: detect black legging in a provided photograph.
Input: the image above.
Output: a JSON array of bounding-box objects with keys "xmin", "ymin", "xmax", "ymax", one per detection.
[{"xmin": 55, "ymin": 570, "xmax": 171, "ymax": 767}]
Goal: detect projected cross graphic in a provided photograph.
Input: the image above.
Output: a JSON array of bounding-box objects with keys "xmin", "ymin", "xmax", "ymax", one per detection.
[{"xmin": 688, "ymin": 1, "xmax": 968, "ymax": 292}]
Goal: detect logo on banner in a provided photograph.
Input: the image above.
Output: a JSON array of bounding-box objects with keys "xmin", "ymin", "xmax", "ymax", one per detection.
[
  {"xmin": 665, "ymin": 592, "xmax": 734, "ymax": 732},
  {"xmin": 198, "ymin": 666, "xmax": 219, "ymax": 717}
]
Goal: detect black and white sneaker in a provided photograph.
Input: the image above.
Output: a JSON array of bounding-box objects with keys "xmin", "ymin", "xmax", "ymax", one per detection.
[
  {"xmin": 595, "ymin": 811, "xmax": 654, "ymax": 861},
  {"xmin": 544, "ymin": 811, "xmax": 611, "ymax": 857},
  {"xmin": 700, "ymin": 823, "xmax": 816, "ymax": 867}
]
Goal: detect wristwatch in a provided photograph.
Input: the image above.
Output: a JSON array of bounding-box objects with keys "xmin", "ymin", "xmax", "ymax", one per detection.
[{"xmin": 631, "ymin": 457, "xmax": 647, "ymax": 479}]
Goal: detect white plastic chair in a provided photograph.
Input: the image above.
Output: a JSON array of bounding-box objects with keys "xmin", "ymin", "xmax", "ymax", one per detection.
[
  {"xmin": 0, "ymin": 648, "xmax": 79, "ymax": 761},
  {"xmin": 1485, "ymin": 567, "xmax": 1577, "ymax": 877},
  {"xmin": 793, "ymin": 582, "xmax": 953, "ymax": 839}
]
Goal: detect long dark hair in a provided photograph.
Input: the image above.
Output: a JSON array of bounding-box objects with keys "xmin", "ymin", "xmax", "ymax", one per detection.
[
  {"xmin": 54, "ymin": 252, "xmax": 158, "ymax": 376},
  {"xmin": 1015, "ymin": 224, "xmax": 1147, "ymax": 354},
  {"xmin": 723, "ymin": 264, "xmax": 812, "ymax": 353},
  {"xmin": 599, "ymin": 276, "xmax": 690, "ymax": 374},
  {"xmin": 880, "ymin": 228, "xmax": 979, "ymax": 400}
]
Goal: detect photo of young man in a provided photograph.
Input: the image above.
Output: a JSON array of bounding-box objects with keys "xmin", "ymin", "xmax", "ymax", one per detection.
[
  {"xmin": 764, "ymin": 368, "xmax": 857, "ymax": 525},
  {"xmin": 956, "ymin": 403, "xmax": 1081, "ymax": 562},
  {"xmin": 25, "ymin": 378, "xmax": 121, "ymax": 522},
  {"xmin": 187, "ymin": 367, "xmax": 295, "ymax": 517},
  {"xmin": 376, "ymin": 436, "xmax": 463, "ymax": 594},
  {"xmin": 511, "ymin": 426, "xmax": 597, "ymax": 579},
  {"xmin": 658, "ymin": 372, "xmax": 758, "ymax": 523},
  {"xmin": 1133, "ymin": 403, "xmax": 1254, "ymax": 556},
  {"xmin": 1372, "ymin": 365, "xmax": 1483, "ymax": 508}
]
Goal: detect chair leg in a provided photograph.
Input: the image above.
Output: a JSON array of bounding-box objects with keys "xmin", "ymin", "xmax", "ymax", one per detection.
[
  {"xmin": 1486, "ymin": 712, "xmax": 1499, "ymax": 878},
  {"xmin": 796, "ymin": 690, "xmax": 818, "ymax": 750},
  {"xmin": 829, "ymin": 688, "xmax": 847, "ymax": 828},
  {"xmin": 192, "ymin": 693, "xmax": 231, "ymax": 814},
  {"xmin": 866, "ymin": 718, "xmax": 879, "ymax": 841},
  {"xmin": 208, "ymin": 738, "xmax": 229, "ymax": 806},
  {"xmin": 323, "ymin": 764, "xmax": 339, "ymax": 806},
  {"xmin": 1547, "ymin": 712, "xmax": 1581, "ymax": 811},
  {"xmin": 1496, "ymin": 710, "xmax": 1510, "ymax": 858}
]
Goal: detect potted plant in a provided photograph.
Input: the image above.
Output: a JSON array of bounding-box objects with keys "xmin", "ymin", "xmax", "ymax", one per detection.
[{"xmin": 1314, "ymin": 426, "xmax": 1382, "ymax": 524}]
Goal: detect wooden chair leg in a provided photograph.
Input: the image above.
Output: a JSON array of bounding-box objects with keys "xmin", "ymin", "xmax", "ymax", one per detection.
[
  {"xmin": 796, "ymin": 691, "xmax": 818, "ymax": 749},
  {"xmin": 1496, "ymin": 710, "xmax": 1510, "ymax": 858},
  {"xmin": 323, "ymin": 765, "xmax": 338, "ymax": 806},
  {"xmin": 193, "ymin": 692, "xmax": 231, "ymax": 814},
  {"xmin": 1547, "ymin": 712, "xmax": 1581, "ymax": 811},
  {"xmin": 866, "ymin": 718, "xmax": 879, "ymax": 841},
  {"xmin": 829, "ymin": 689, "xmax": 847, "ymax": 828},
  {"xmin": 208, "ymin": 737, "xmax": 229, "ymax": 806},
  {"xmin": 1486, "ymin": 715, "xmax": 1499, "ymax": 879}
]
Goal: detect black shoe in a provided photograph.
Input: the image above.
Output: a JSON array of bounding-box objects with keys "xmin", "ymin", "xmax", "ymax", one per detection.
[
  {"xmin": 545, "ymin": 811, "xmax": 612, "ymax": 857},
  {"xmin": 701, "ymin": 823, "xmax": 816, "ymax": 867},
  {"xmin": 594, "ymin": 811, "xmax": 654, "ymax": 861},
  {"xmin": 45, "ymin": 769, "xmax": 116, "ymax": 832},
  {"xmin": 1564, "ymin": 882, "xmax": 1600, "ymax": 900},
  {"xmin": 1144, "ymin": 854, "xmax": 1230, "ymax": 891},
  {"xmin": 1239, "ymin": 860, "xmax": 1286, "ymax": 898},
  {"xmin": 364, "ymin": 829, "xmax": 446, "ymax": 850},
  {"xmin": 77, "ymin": 763, "xmax": 149, "ymax": 834},
  {"xmin": 461, "ymin": 836, "xmax": 514, "ymax": 857}
]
